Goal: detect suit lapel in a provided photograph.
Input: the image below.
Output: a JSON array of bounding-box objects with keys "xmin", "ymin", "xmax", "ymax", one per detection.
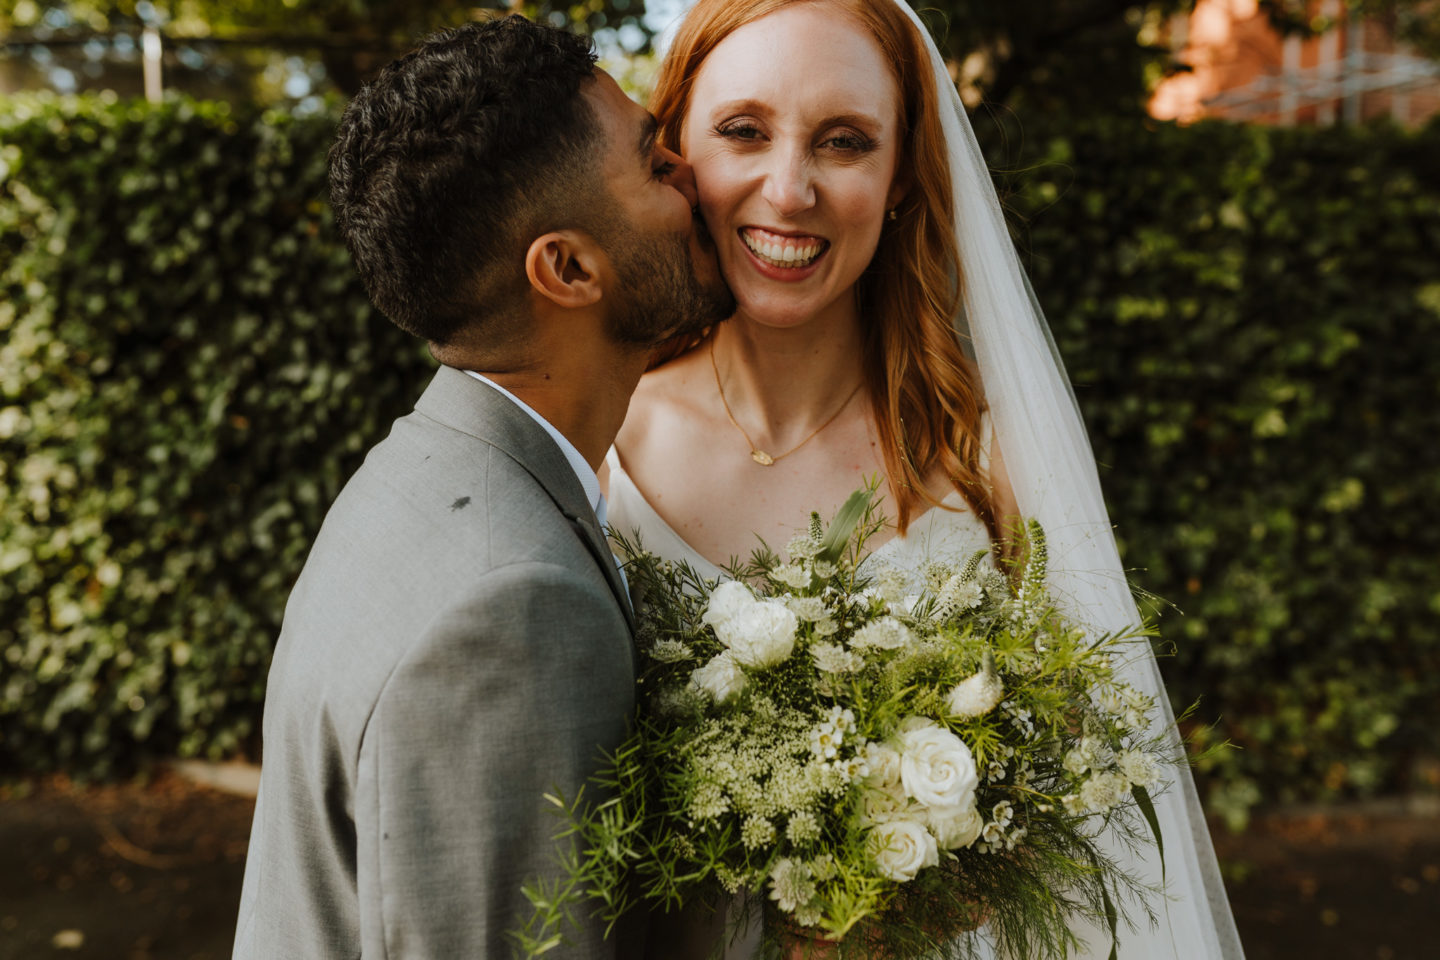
[{"xmin": 414, "ymin": 366, "xmax": 636, "ymax": 634}]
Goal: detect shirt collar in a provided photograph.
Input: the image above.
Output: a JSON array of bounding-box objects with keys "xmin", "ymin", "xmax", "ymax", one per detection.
[{"xmin": 463, "ymin": 370, "xmax": 603, "ymax": 524}]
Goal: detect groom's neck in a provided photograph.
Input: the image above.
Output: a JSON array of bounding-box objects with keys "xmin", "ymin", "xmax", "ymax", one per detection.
[{"xmin": 459, "ymin": 338, "xmax": 649, "ymax": 473}]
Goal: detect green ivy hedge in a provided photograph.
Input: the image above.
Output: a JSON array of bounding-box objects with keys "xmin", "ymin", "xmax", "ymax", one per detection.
[
  {"xmin": 990, "ymin": 115, "xmax": 1440, "ymax": 824},
  {"xmin": 2, "ymin": 94, "xmax": 1436, "ymax": 823},
  {"xmin": 0, "ymin": 93, "xmax": 435, "ymax": 776}
]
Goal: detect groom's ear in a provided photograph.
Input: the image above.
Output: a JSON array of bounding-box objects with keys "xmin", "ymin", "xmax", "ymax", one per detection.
[{"xmin": 524, "ymin": 231, "xmax": 606, "ymax": 309}]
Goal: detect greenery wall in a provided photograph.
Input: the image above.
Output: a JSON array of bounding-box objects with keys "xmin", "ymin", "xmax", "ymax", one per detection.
[
  {"xmin": 0, "ymin": 93, "xmax": 435, "ymax": 775},
  {"xmin": 2, "ymin": 94, "xmax": 1436, "ymax": 823},
  {"xmin": 994, "ymin": 116, "xmax": 1440, "ymax": 823}
]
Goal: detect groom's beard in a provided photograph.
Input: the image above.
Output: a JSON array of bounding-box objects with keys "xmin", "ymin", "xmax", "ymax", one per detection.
[{"xmin": 604, "ymin": 225, "xmax": 734, "ymax": 348}]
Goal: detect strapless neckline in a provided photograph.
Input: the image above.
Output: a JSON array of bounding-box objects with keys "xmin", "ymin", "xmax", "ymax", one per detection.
[{"xmin": 602, "ymin": 448, "xmax": 993, "ymax": 582}]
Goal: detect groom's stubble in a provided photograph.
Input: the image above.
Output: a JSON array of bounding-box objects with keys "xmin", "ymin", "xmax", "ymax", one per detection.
[{"xmin": 601, "ymin": 210, "xmax": 735, "ymax": 348}]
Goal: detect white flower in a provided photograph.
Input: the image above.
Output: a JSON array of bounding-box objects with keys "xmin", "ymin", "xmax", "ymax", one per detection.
[
  {"xmin": 826, "ymin": 705, "xmax": 856, "ymax": 734},
  {"xmin": 812, "ymin": 560, "xmax": 837, "ymax": 579},
  {"xmin": 742, "ymin": 814, "xmax": 777, "ymax": 850},
  {"xmin": 981, "ymin": 820, "xmax": 1005, "ymax": 845},
  {"xmin": 1005, "ymin": 826, "xmax": 1028, "ymax": 851},
  {"xmin": 810, "ymin": 641, "xmax": 862, "ymax": 674},
  {"xmin": 858, "ymin": 783, "xmax": 909, "ymax": 825},
  {"xmin": 946, "ymin": 667, "xmax": 1004, "ymax": 718},
  {"xmin": 863, "ymin": 741, "xmax": 903, "ymax": 788},
  {"xmin": 926, "ymin": 803, "xmax": 984, "ymax": 850},
  {"xmin": 769, "ymin": 858, "xmax": 818, "ymax": 913},
  {"xmin": 813, "ymin": 617, "xmax": 840, "ymax": 637},
  {"xmin": 784, "ymin": 595, "xmax": 828, "ymax": 622},
  {"xmin": 809, "ymin": 721, "xmax": 842, "ymax": 760},
  {"xmin": 703, "ymin": 581, "xmax": 755, "ymax": 631},
  {"xmin": 786, "ymin": 812, "xmax": 822, "ymax": 845},
  {"xmin": 649, "ymin": 639, "xmax": 693, "ymax": 663},
  {"xmin": 936, "ymin": 573, "xmax": 984, "ymax": 617},
  {"xmin": 786, "ymin": 534, "xmax": 824, "ymax": 561},
  {"xmin": 690, "ymin": 653, "xmax": 746, "ymax": 703},
  {"xmin": 1063, "ymin": 748, "xmax": 1090, "ymax": 777},
  {"xmin": 837, "ymin": 754, "xmax": 870, "ymax": 783},
  {"xmin": 991, "ymin": 800, "xmax": 1014, "ymax": 828},
  {"xmin": 851, "ymin": 617, "xmax": 915, "ymax": 651},
  {"xmin": 866, "ymin": 818, "xmax": 939, "ymax": 882},
  {"xmin": 715, "ymin": 600, "xmax": 798, "ymax": 668},
  {"xmin": 1119, "ymin": 750, "xmax": 1163, "ymax": 788},
  {"xmin": 770, "ymin": 563, "xmax": 813, "ymax": 590},
  {"xmin": 896, "ymin": 718, "xmax": 979, "ymax": 809},
  {"xmin": 1079, "ymin": 770, "xmax": 1130, "ymax": 813}
]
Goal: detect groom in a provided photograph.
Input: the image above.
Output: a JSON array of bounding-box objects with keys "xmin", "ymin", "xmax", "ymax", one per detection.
[{"xmin": 232, "ymin": 16, "xmax": 731, "ymax": 960}]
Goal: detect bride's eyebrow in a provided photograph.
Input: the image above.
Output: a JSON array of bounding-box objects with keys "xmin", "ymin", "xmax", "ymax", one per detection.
[
  {"xmin": 817, "ymin": 113, "xmax": 884, "ymax": 132},
  {"xmin": 707, "ymin": 100, "xmax": 883, "ymax": 132}
]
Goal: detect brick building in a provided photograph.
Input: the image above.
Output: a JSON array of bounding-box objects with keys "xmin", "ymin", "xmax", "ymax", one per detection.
[{"xmin": 1150, "ymin": 0, "xmax": 1440, "ymax": 125}]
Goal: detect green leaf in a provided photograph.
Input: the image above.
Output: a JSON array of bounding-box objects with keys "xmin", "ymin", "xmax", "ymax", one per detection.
[
  {"xmin": 817, "ymin": 488, "xmax": 873, "ymax": 565},
  {"xmin": 1133, "ymin": 784, "xmax": 1165, "ymax": 886}
]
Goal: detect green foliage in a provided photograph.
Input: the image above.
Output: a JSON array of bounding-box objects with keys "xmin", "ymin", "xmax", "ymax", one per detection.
[
  {"xmin": 0, "ymin": 91, "xmax": 434, "ymax": 775},
  {"xmin": 1, "ymin": 93, "xmax": 1436, "ymax": 830},
  {"xmin": 993, "ymin": 114, "xmax": 1440, "ymax": 824}
]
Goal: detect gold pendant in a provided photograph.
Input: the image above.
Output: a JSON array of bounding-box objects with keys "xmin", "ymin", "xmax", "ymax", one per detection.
[{"xmin": 751, "ymin": 449, "xmax": 775, "ymax": 466}]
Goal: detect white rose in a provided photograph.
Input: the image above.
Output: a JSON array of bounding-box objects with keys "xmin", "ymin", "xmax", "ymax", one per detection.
[
  {"xmin": 896, "ymin": 718, "xmax": 979, "ymax": 809},
  {"xmin": 858, "ymin": 783, "xmax": 909, "ymax": 825},
  {"xmin": 926, "ymin": 803, "xmax": 984, "ymax": 850},
  {"xmin": 866, "ymin": 818, "xmax": 939, "ymax": 882},
  {"xmin": 862, "ymin": 741, "xmax": 902, "ymax": 788},
  {"xmin": 715, "ymin": 599, "xmax": 798, "ymax": 668},
  {"xmin": 690, "ymin": 652, "xmax": 746, "ymax": 703},
  {"xmin": 702, "ymin": 581, "xmax": 755, "ymax": 631}
]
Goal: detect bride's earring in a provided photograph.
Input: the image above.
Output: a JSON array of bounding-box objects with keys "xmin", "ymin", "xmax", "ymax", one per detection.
[{"xmin": 887, "ymin": 208, "xmax": 898, "ymax": 221}]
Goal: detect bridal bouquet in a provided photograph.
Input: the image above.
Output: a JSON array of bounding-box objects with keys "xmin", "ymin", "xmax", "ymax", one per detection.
[{"xmin": 514, "ymin": 490, "xmax": 1176, "ymax": 959}]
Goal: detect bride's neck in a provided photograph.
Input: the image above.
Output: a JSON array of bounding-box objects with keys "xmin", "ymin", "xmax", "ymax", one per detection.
[{"xmin": 711, "ymin": 301, "xmax": 866, "ymax": 436}]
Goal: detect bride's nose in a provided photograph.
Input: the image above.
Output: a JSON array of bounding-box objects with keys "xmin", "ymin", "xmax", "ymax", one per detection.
[{"xmin": 759, "ymin": 144, "xmax": 815, "ymax": 217}]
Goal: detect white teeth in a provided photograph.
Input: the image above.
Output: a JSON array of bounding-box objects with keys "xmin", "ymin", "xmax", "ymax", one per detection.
[{"xmin": 742, "ymin": 230, "xmax": 824, "ymax": 268}]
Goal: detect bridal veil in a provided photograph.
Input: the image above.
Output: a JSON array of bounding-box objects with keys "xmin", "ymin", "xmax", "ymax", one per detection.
[{"xmin": 886, "ymin": 1, "xmax": 1246, "ymax": 956}]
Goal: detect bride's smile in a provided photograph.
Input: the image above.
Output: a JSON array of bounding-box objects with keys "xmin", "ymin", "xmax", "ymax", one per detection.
[{"xmin": 680, "ymin": 3, "xmax": 906, "ymax": 328}]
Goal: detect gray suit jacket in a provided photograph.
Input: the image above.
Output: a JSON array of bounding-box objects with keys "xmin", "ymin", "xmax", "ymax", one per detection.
[{"xmin": 233, "ymin": 365, "xmax": 638, "ymax": 959}]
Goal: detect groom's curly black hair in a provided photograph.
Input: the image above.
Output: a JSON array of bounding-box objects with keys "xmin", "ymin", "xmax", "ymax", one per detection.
[{"xmin": 329, "ymin": 16, "xmax": 601, "ymax": 346}]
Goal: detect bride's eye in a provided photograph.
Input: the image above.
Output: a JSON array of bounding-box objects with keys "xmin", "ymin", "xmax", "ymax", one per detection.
[
  {"xmin": 715, "ymin": 120, "xmax": 764, "ymax": 142},
  {"xmin": 821, "ymin": 131, "xmax": 874, "ymax": 154}
]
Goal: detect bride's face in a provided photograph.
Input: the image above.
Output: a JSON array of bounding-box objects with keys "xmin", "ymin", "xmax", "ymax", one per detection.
[{"xmin": 680, "ymin": 4, "xmax": 905, "ymax": 329}]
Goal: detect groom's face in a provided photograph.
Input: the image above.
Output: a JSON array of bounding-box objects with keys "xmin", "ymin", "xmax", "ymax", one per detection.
[{"xmin": 584, "ymin": 72, "xmax": 733, "ymax": 345}]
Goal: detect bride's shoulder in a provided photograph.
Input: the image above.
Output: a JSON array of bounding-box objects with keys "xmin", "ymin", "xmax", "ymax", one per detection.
[{"xmin": 616, "ymin": 346, "xmax": 712, "ymax": 453}]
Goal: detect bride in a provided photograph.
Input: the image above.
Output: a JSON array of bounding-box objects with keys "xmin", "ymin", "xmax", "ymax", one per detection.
[{"xmin": 603, "ymin": 0, "xmax": 1245, "ymax": 957}]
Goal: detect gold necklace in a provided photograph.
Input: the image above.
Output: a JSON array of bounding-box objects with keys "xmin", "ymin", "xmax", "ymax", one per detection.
[{"xmin": 709, "ymin": 337, "xmax": 865, "ymax": 466}]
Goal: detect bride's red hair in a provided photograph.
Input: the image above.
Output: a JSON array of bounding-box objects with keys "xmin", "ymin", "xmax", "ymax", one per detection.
[{"xmin": 649, "ymin": 0, "xmax": 995, "ymax": 537}]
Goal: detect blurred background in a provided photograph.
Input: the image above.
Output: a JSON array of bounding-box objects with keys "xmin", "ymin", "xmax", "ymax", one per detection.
[{"xmin": 0, "ymin": 0, "xmax": 1436, "ymax": 957}]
